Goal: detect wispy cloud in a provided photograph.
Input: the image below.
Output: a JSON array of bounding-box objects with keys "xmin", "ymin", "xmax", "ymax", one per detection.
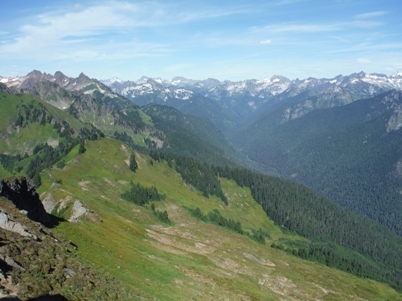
[
  {"xmin": 0, "ymin": 3, "xmax": 147, "ymax": 59},
  {"xmin": 355, "ymin": 11, "xmax": 389, "ymax": 19},
  {"xmin": 260, "ymin": 39, "xmax": 272, "ymax": 45},
  {"xmin": 0, "ymin": 1, "xmax": 250, "ymax": 61}
]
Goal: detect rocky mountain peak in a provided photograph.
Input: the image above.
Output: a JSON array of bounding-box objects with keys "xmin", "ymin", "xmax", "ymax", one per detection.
[
  {"xmin": 26, "ymin": 70, "xmax": 44, "ymax": 78},
  {"xmin": 54, "ymin": 71, "xmax": 66, "ymax": 81},
  {"xmin": 78, "ymin": 72, "xmax": 90, "ymax": 81}
]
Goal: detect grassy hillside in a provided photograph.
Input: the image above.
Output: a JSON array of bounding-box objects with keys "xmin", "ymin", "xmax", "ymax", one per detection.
[
  {"xmin": 0, "ymin": 92, "xmax": 100, "ymax": 181},
  {"xmin": 0, "ymin": 92, "xmax": 84, "ymax": 156},
  {"xmin": 33, "ymin": 137, "xmax": 401, "ymax": 300}
]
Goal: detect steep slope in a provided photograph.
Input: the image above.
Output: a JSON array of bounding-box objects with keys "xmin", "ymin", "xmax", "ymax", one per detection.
[
  {"xmin": 0, "ymin": 91, "xmax": 102, "ymax": 185},
  {"xmin": 33, "ymin": 137, "xmax": 401, "ymax": 300},
  {"xmin": 236, "ymin": 90, "xmax": 402, "ymax": 235},
  {"xmin": 0, "ymin": 177, "xmax": 134, "ymax": 300},
  {"xmin": 142, "ymin": 103, "xmax": 241, "ymax": 166}
]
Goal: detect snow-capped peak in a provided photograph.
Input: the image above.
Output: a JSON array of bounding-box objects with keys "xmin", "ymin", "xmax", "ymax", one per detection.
[
  {"xmin": 392, "ymin": 72, "xmax": 402, "ymax": 78},
  {"xmin": 111, "ymin": 77, "xmax": 123, "ymax": 83},
  {"xmin": 100, "ymin": 77, "xmax": 125, "ymax": 86}
]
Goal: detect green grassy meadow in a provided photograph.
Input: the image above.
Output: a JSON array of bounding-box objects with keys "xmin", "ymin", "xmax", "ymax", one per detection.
[{"xmin": 37, "ymin": 138, "xmax": 402, "ymax": 301}]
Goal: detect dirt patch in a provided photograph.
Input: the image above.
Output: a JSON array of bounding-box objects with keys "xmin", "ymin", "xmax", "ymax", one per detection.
[
  {"xmin": 174, "ymin": 265, "xmax": 218, "ymax": 288},
  {"xmin": 144, "ymin": 238, "xmax": 188, "ymax": 256},
  {"xmin": 147, "ymin": 254, "xmax": 168, "ymax": 264},
  {"xmin": 57, "ymin": 196, "xmax": 73, "ymax": 213},
  {"xmin": 78, "ymin": 180, "xmax": 90, "ymax": 191},
  {"xmin": 244, "ymin": 253, "xmax": 276, "ymax": 267},
  {"xmin": 120, "ymin": 144, "xmax": 129, "ymax": 156},
  {"xmin": 103, "ymin": 177, "xmax": 116, "ymax": 188},
  {"xmin": 146, "ymin": 228, "xmax": 215, "ymax": 255},
  {"xmin": 258, "ymin": 274, "xmax": 311, "ymax": 300},
  {"xmin": 118, "ymin": 180, "xmax": 129, "ymax": 186}
]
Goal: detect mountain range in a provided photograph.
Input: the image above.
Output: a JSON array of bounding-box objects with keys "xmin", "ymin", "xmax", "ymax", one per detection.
[
  {"xmin": 100, "ymin": 72, "xmax": 402, "ymax": 130},
  {"xmin": 0, "ymin": 69, "xmax": 402, "ymax": 300},
  {"xmin": 100, "ymin": 71, "xmax": 402, "ymax": 235}
]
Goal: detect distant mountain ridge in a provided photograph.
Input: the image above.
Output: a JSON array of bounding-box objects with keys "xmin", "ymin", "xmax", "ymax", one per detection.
[
  {"xmin": 3, "ymin": 71, "xmax": 402, "ymax": 132},
  {"xmin": 101, "ymin": 71, "xmax": 402, "ymax": 131}
]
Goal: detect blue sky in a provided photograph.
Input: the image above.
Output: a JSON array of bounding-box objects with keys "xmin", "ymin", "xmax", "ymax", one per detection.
[{"xmin": 1, "ymin": 0, "xmax": 401, "ymax": 81}]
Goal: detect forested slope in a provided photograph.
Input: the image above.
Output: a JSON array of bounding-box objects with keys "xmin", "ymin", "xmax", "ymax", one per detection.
[
  {"xmin": 234, "ymin": 90, "xmax": 402, "ymax": 235},
  {"xmin": 146, "ymin": 151, "xmax": 402, "ymax": 291}
]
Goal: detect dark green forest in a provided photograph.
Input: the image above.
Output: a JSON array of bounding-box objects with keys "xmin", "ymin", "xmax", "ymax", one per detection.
[
  {"xmin": 235, "ymin": 90, "xmax": 402, "ymax": 236},
  {"xmin": 217, "ymin": 166, "xmax": 402, "ymax": 291}
]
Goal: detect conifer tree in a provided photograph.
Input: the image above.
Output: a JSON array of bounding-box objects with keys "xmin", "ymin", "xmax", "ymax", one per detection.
[{"xmin": 129, "ymin": 154, "xmax": 138, "ymax": 172}]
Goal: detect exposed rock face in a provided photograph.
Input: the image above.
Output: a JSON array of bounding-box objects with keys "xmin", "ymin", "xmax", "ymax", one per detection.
[
  {"xmin": 68, "ymin": 201, "xmax": 89, "ymax": 223},
  {"xmin": 0, "ymin": 210, "xmax": 35, "ymax": 238},
  {"xmin": 0, "ymin": 177, "xmax": 50, "ymax": 224},
  {"xmin": 0, "ymin": 83, "xmax": 12, "ymax": 94}
]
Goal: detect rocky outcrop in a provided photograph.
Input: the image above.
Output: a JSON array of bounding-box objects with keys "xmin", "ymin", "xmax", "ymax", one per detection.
[
  {"xmin": 68, "ymin": 201, "xmax": 89, "ymax": 223},
  {"xmin": 0, "ymin": 210, "xmax": 35, "ymax": 239},
  {"xmin": 0, "ymin": 83, "xmax": 12, "ymax": 94},
  {"xmin": 0, "ymin": 177, "xmax": 50, "ymax": 224}
]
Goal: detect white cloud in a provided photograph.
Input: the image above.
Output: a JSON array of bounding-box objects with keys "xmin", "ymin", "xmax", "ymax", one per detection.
[
  {"xmin": 0, "ymin": 2, "xmax": 181, "ymax": 62},
  {"xmin": 355, "ymin": 11, "xmax": 389, "ymax": 19},
  {"xmin": 0, "ymin": 1, "xmax": 254, "ymax": 62},
  {"xmin": 260, "ymin": 39, "xmax": 272, "ymax": 45}
]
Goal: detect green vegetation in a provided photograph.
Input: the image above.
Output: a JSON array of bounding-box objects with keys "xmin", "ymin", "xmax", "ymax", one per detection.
[
  {"xmin": 1, "ymin": 81, "xmax": 401, "ymax": 300},
  {"xmin": 121, "ymin": 181, "xmax": 164, "ymax": 206},
  {"xmin": 151, "ymin": 203, "xmax": 171, "ymax": 224},
  {"xmin": 235, "ymin": 90, "xmax": 402, "ymax": 236},
  {"xmin": 188, "ymin": 207, "xmax": 270, "ymax": 244},
  {"xmin": 150, "ymin": 151, "xmax": 228, "ymax": 204},
  {"xmin": 188, "ymin": 207, "xmax": 244, "ymax": 235},
  {"xmin": 143, "ymin": 103, "xmax": 239, "ymax": 166},
  {"xmin": 129, "ymin": 154, "xmax": 138, "ymax": 172},
  {"xmin": 0, "ymin": 197, "xmax": 138, "ymax": 300},
  {"xmin": 37, "ymin": 137, "xmax": 401, "ymax": 300},
  {"xmin": 218, "ymin": 166, "xmax": 402, "ymax": 291},
  {"xmin": 0, "ymin": 92, "xmax": 105, "ymax": 185}
]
